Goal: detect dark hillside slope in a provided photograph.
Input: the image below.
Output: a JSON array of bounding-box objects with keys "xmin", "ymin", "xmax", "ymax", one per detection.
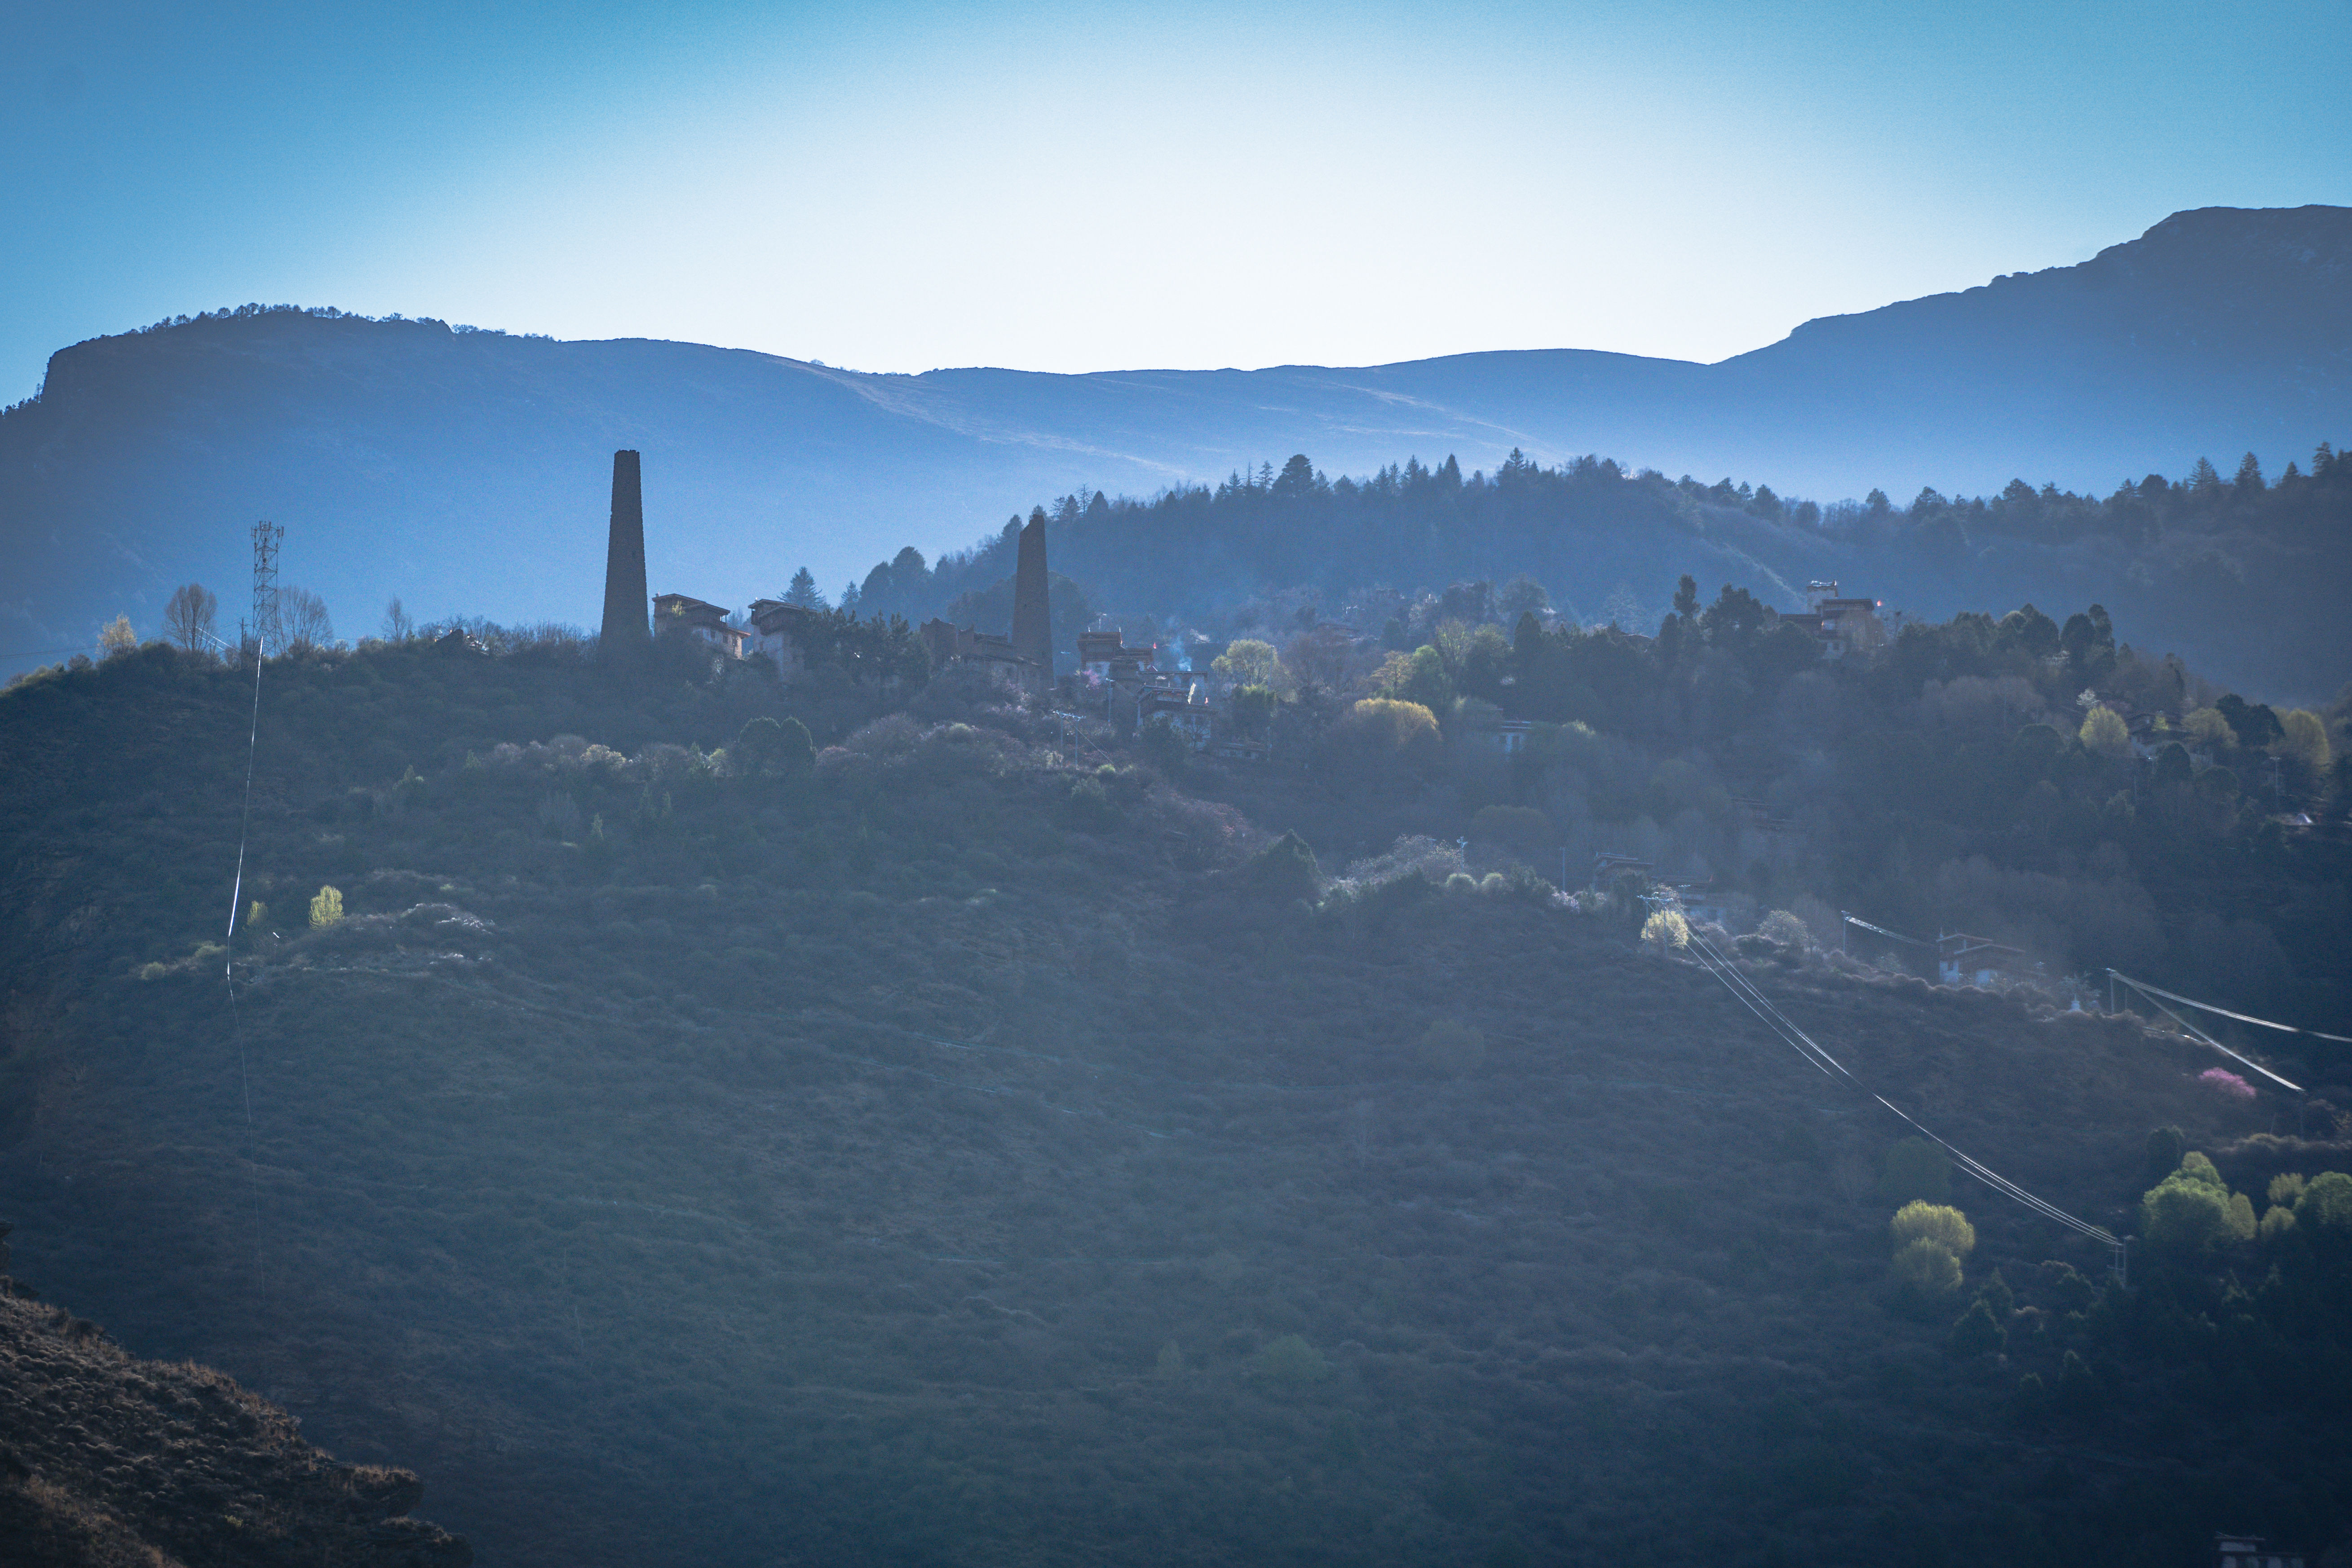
[
  {"xmin": 4, "ymin": 647, "xmax": 2349, "ymax": 1565},
  {"xmin": 2, "ymin": 205, "xmax": 2344, "ymax": 681},
  {"xmin": 0, "ymin": 1251, "xmax": 467, "ymax": 1566}
]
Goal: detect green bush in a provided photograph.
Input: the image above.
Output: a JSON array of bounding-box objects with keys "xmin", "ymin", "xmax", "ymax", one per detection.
[
  {"xmin": 2140, "ymin": 1153, "xmax": 2257, "ymax": 1259},
  {"xmin": 1891, "ymin": 1201, "xmax": 1975, "ymax": 1259},
  {"xmin": 309, "ymin": 885, "xmax": 345, "ymax": 928},
  {"xmin": 1890, "ymin": 1236, "xmax": 1963, "ymax": 1297},
  {"xmin": 1641, "ymin": 908, "xmax": 1689, "ymax": 953}
]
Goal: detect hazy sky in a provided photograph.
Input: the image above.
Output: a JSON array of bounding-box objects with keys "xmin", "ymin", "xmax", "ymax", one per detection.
[{"xmin": 6, "ymin": 0, "xmax": 2348, "ymax": 404}]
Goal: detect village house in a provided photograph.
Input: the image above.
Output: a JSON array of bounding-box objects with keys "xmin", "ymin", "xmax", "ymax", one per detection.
[
  {"xmin": 918, "ymin": 617, "xmax": 1045, "ymax": 690},
  {"xmin": 1490, "ymin": 718, "xmax": 1534, "ymax": 755},
  {"xmin": 1591, "ymin": 851, "xmax": 1655, "ymax": 892},
  {"xmin": 1136, "ymin": 685, "xmax": 1217, "ymax": 751},
  {"xmin": 1079, "ymin": 627, "xmax": 1156, "ymax": 683},
  {"xmin": 1797, "ymin": 580, "xmax": 1887, "ymax": 658},
  {"xmin": 1937, "ymin": 931, "xmax": 2032, "ymax": 988},
  {"xmin": 654, "ymin": 593, "xmax": 747, "ymax": 659},
  {"xmin": 2215, "ymin": 1534, "xmax": 2304, "ymax": 1568},
  {"xmin": 746, "ymin": 598, "xmax": 817, "ymax": 679}
]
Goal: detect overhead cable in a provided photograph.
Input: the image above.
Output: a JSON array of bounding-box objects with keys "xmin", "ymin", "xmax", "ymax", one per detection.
[
  {"xmin": 1677, "ymin": 923, "xmax": 2120, "ymax": 1258},
  {"xmin": 2108, "ymin": 973, "xmax": 2305, "ymax": 1093},
  {"xmin": 2108, "ymin": 970, "xmax": 2351, "ymax": 1046}
]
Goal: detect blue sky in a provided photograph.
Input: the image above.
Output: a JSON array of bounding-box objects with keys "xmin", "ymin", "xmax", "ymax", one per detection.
[{"xmin": 6, "ymin": 0, "xmax": 2348, "ymax": 404}]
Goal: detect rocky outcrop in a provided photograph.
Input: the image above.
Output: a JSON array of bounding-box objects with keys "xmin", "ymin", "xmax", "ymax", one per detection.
[{"xmin": 0, "ymin": 1234, "xmax": 469, "ymax": 1568}]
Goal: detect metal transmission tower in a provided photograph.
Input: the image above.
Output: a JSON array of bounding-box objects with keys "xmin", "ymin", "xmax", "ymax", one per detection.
[{"xmin": 248, "ymin": 521, "xmax": 283, "ymax": 658}]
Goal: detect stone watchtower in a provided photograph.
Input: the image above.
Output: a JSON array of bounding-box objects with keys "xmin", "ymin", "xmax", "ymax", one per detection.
[
  {"xmin": 600, "ymin": 450, "xmax": 650, "ymax": 655},
  {"xmin": 1010, "ymin": 508, "xmax": 1052, "ymax": 681}
]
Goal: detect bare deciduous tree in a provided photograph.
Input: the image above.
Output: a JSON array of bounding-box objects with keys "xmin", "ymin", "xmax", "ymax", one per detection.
[
  {"xmin": 163, "ymin": 583, "xmax": 217, "ymax": 652},
  {"xmin": 382, "ymin": 597, "xmax": 414, "ymax": 642},
  {"xmin": 280, "ymin": 587, "xmax": 334, "ymax": 650}
]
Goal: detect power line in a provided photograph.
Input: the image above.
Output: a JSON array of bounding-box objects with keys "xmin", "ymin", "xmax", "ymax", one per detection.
[
  {"xmin": 1662, "ymin": 909, "xmax": 2124, "ymax": 1275},
  {"xmin": 2106, "ymin": 972, "xmax": 2306, "ymax": 1093},
  {"xmin": 2107, "ymin": 970, "xmax": 2350, "ymax": 1046}
]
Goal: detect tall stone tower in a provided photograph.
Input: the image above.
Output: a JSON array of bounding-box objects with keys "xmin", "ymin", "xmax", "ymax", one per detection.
[
  {"xmin": 600, "ymin": 450, "xmax": 650, "ymax": 655},
  {"xmin": 1011, "ymin": 507, "xmax": 1052, "ymax": 681}
]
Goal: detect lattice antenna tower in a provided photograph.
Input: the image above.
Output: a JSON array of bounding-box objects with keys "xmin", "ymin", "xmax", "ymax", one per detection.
[{"xmin": 250, "ymin": 521, "xmax": 283, "ymax": 657}]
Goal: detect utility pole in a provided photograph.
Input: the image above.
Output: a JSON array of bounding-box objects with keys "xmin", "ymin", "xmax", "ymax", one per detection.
[{"xmin": 250, "ymin": 521, "xmax": 283, "ymax": 659}]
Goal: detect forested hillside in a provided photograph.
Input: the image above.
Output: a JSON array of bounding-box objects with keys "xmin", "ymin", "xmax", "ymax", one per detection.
[
  {"xmin": 3, "ymin": 627, "xmax": 2349, "ymax": 1566},
  {"xmin": 848, "ymin": 436, "xmax": 2352, "ymax": 705},
  {"xmin": 4, "ymin": 204, "xmax": 2346, "ymax": 689}
]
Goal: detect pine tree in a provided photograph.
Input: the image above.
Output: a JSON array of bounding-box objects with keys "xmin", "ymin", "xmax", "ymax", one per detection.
[
  {"xmin": 784, "ymin": 567, "xmax": 823, "ymax": 609},
  {"xmin": 2233, "ymin": 452, "xmax": 2264, "ymax": 492}
]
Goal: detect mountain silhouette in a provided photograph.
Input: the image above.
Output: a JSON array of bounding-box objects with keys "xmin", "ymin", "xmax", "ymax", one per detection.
[{"xmin": 2, "ymin": 205, "xmax": 2344, "ymax": 678}]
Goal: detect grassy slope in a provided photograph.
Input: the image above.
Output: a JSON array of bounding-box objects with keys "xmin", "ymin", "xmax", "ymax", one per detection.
[
  {"xmin": 0, "ymin": 1273, "xmax": 469, "ymax": 1566},
  {"xmin": 0, "ymin": 645, "xmax": 2329, "ymax": 1567}
]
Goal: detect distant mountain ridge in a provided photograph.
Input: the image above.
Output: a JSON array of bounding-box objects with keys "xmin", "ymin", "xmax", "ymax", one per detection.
[{"xmin": 1, "ymin": 205, "xmax": 2346, "ymax": 680}]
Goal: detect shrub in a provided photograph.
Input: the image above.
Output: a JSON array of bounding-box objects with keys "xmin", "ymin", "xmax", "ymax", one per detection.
[
  {"xmin": 1640, "ymin": 909, "xmax": 1689, "ymax": 953},
  {"xmin": 1211, "ymin": 638, "xmax": 1278, "ymax": 686},
  {"xmin": 1878, "ymin": 1138, "xmax": 1952, "ymax": 1204},
  {"xmin": 2197, "ymin": 1067, "xmax": 2256, "ymax": 1101},
  {"xmin": 2291, "ymin": 1169, "xmax": 2352, "ymax": 1232},
  {"xmin": 1241, "ymin": 829, "xmax": 1321, "ymax": 901},
  {"xmin": 2078, "ymin": 706, "xmax": 2130, "ymax": 756},
  {"xmin": 1229, "ymin": 684, "xmax": 1278, "ymax": 736},
  {"xmin": 2038, "ymin": 1260, "xmax": 2095, "ymax": 1312},
  {"xmin": 1444, "ymin": 872, "xmax": 1479, "ymax": 895},
  {"xmin": 1137, "ymin": 716, "xmax": 1189, "ymax": 777},
  {"xmin": 1891, "ymin": 1201, "xmax": 1976, "ymax": 1259},
  {"xmin": 309, "ymin": 885, "xmax": 345, "ymax": 927},
  {"xmin": 2278, "ymin": 708, "xmax": 2331, "ymax": 774},
  {"xmin": 1755, "ymin": 909, "xmax": 1810, "ymax": 949},
  {"xmin": 1065, "ymin": 776, "xmax": 1123, "ymax": 832},
  {"xmin": 2140, "ymin": 1155, "xmax": 2256, "ymax": 1258},
  {"xmin": 1328, "ymin": 698, "xmax": 1441, "ymax": 771},
  {"xmin": 2182, "ymin": 707, "xmax": 2231, "ymax": 746},
  {"xmin": 1946, "ymin": 1296, "xmax": 2007, "ymax": 1358},
  {"xmin": 98, "ymin": 614, "xmax": 138, "ymax": 658},
  {"xmin": 246, "ymin": 900, "xmax": 268, "ymax": 931},
  {"xmin": 1889, "ymin": 1236, "xmax": 1963, "ymax": 1297}
]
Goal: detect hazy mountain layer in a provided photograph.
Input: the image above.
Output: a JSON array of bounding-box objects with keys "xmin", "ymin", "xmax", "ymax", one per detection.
[{"xmin": 1, "ymin": 205, "xmax": 2345, "ymax": 680}]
